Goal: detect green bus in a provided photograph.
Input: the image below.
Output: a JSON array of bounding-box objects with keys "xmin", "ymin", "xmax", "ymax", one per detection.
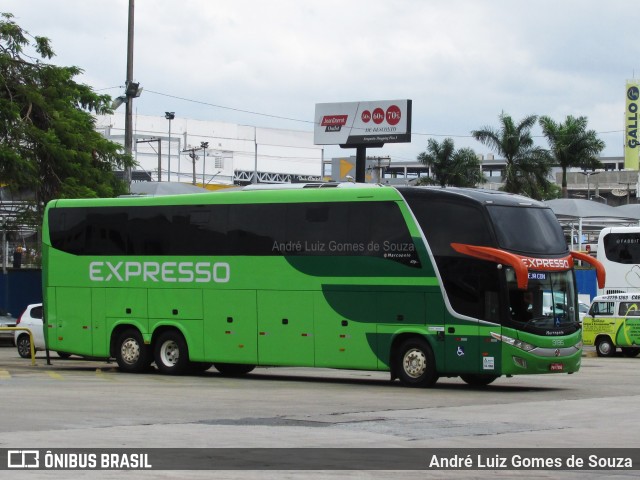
[{"xmin": 41, "ymin": 184, "xmax": 604, "ymax": 387}]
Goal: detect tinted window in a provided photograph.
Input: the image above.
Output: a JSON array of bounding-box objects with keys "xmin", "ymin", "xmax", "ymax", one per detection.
[
  {"xmin": 602, "ymin": 233, "xmax": 640, "ymax": 264},
  {"xmin": 408, "ymin": 200, "xmax": 494, "ymax": 256},
  {"xmin": 228, "ymin": 203, "xmax": 285, "ymax": 255},
  {"xmin": 405, "ymin": 198, "xmax": 498, "ymax": 320},
  {"xmin": 487, "ymin": 206, "xmax": 567, "ymax": 255},
  {"xmin": 48, "ymin": 201, "xmax": 419, "ymax": 267},
  {"xmin": 31, "ymin": 306, "xmax": 43, "ymax": 319}
]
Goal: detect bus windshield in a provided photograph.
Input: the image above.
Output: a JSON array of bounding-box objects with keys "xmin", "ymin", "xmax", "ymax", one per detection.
[
  {"xmin": 506, "ymin": 268, "xmax": 579, "ymax": 334},
  {"xmin": 487, "ymin": 205, "xmax": 567, "ymax": 255}
]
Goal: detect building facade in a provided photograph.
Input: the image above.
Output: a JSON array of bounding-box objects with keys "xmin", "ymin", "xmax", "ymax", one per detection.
[{"xmin": 96, "ymin": 113, "xmax": 324, "ymax": 187}]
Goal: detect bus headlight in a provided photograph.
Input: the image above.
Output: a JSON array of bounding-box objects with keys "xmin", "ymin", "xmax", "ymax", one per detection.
[{"xmin": 491, "ymin": 332, "xmax": 536, "ymax": 352}]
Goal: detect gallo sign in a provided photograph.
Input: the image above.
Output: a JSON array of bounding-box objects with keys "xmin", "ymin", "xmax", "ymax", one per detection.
[
  {"xmin": 625, "ymin": 81, "xmax": 639, "ymax": 170},
  {"xmin": 314, "ymin": 100, "xmax": 412, "ymax": 146}
]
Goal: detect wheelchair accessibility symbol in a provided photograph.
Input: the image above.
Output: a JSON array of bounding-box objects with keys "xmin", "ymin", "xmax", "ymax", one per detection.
[{"xmin": 456, "ymin": 346, "xmax": 465, "ymax": 357}]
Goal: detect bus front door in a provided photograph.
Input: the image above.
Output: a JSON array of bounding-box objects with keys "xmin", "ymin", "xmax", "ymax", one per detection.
[{"xmin": 443, "ymin": 318, "xmax": 480, "ymax": 374}]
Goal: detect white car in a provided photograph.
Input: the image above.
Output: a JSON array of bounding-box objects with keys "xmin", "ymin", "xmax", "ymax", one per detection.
[
  {"xmin": 14, "ymin": 303, "xmax": 45, "ymax": 358},
  {"xmin": 14, "ymin": 303, "xmax": 70, "ymax": 359}
]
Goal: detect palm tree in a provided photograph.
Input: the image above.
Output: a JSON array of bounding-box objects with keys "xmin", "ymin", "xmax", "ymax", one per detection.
[
  {"xmin": 417, "ymin": 138, "xmax": 485, "ymax": 187},
  {"xmin": 539, "ymin": 115, "xmax": 605, "ymax": 198},
  {"xmin": 472, "ymin": 112, "xmax": 553, "ymax": 200}
]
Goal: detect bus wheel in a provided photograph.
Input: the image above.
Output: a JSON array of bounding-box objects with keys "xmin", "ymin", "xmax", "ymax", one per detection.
[
  {"xmin": 460, "ymin": 374, "xmax": 499, "ymax": 387},
  {"xmin": 154, "ymin": 330, "xmax": 190, "ymax": 375},
  {"xmin": 621, "ymin": 347, "xmax": 640, "ymax": 358},
  {"xmin": 595, "ymin": 337, "xmax": 615, "ymax": 357},
  {"xmin": 16, "ymin": 334, "xmax": 32, "ymax": 359},
  {"xmin": 395, "ymin": 338, "xmax": 438, "ymax": 387},
  {"xmin": 115, "ymin": 329, "xmax": 151, "ymax": 373},
  {"xmin": 214, "ymin": 363, "xmax": 256, "ymax": 376}
]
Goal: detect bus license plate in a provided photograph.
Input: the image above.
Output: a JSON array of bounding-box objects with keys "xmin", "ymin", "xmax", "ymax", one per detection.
[{"xmin": 550, "ymin": 363, "xmax": 563, "ymax": 371}]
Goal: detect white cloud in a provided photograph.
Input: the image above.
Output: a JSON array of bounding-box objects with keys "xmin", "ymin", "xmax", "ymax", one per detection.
[{"xmin": 3, "ymin": 0, "xmax": 637, "ymax": 160}]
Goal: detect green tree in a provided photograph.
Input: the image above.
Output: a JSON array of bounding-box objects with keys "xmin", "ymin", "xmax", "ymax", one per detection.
[
  {"xmin": 539, "ymin": 115, "xmax": 605, "ymax": 198},
  {"xmin": 417, "ymin": 138, "xmax": 485, "ymax": 187},
  {"xmin": 472, "ymin": 112, "xmax": 554, "ymax": 200},
  {"xmin": 0, "ymin": 12, "xmax": 133, "ymax": 212}
]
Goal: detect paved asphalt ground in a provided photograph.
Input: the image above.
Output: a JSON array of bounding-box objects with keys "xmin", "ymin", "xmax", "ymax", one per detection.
[{"xmin": 0, "ymin": 343, "xmax": 638, "ymax": 479}]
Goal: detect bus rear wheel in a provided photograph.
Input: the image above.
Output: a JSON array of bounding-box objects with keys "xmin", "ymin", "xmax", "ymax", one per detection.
[
  {"xmin": 460, "ymin": 374, "xmax": 499, "ymax": 387},
  {"xmin": 395, "ymin": 338, "xmax": 438, "ymax": 387},
  {"xmin": 154, "ymin": 330, "xmax": 190, "ymax": 375},
  {"xmin": 596, "ymin": 337, "xmax": 615, "ymax": 357},
  {"xmin": 115, "ymin": 329, "xmax": 151, "ymax": 373},
  {"xmin": 189, "ymin": 362, "xmax": 213, "ymax": 373}
]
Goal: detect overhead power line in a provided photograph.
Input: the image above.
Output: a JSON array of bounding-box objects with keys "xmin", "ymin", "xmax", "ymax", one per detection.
[{"xmin": 144, "ymin": 89, "xmax": 624, "ymax": 140}]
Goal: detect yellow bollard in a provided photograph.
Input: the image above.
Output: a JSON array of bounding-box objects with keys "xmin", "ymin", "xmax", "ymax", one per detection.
[{"xmin": 1, "ymin": 327, "xmax": 37, "ymax": 366}]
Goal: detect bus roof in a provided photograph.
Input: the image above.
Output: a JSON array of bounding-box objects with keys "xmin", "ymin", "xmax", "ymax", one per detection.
[
  {"xmin": 47, "ymin": 183, "xmax": 548, "ymax": 210},
  {"xmin": 47, "ymin": 183, "xmax": 402, "ymax": 209},
  {"xmin": 397, "ymin": 186, "xmax": 548, "ymax": 208}
]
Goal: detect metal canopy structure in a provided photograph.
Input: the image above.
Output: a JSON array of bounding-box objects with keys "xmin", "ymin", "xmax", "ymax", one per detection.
[
  {"xmin": 544, "ymin": 199, "xmax": 640, "ymax": 250},
  {"xmin": 613, "ymin": 203, "xmax": 640, "ymax": 220},
  {"xmin": 545, "ymin": 199, "xmax": 637, "ymax": 224}
]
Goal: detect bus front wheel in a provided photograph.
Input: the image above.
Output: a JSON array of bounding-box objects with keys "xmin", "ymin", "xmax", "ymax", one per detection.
[
  {"xmin": 395, "ymin": 338, "xmax": 438, "ymax": 388},
  {"xmin": 154, "ymin": 330, "xmax": 190, "ymax": 375},
  {"xmin": 460, "ymin": 374, "xmax": 499, "ymax": 387},
  {"xmin": 115, "ymin": 329, "xmax": 151, "ymax": 373},
  {"xmin": 596, "ymin": 337, "xmax": 615, "ymax": 357}
]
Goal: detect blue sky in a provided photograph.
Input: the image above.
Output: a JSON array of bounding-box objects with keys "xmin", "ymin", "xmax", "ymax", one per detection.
[{"xmin": 5, "ymin": 0, "xmax": 637, "ymax": 162}]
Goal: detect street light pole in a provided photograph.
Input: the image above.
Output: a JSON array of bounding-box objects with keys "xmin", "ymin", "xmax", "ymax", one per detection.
[
  {"xmin": 123, "ymin": 0, "xmax": 135, "ymax": 189},
  {"xmin": 165, "ymin": 112, "xmax": 175, "ymax": 182},
  {"xmin": 580, "ymin": 171, "xmax": 600, "ymax": 200}
]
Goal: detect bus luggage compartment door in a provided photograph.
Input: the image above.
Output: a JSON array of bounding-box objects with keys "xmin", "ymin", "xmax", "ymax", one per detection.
[
  {"xmin": 52, "ymin": 287, "xmax": 93, "ymax": 356},
  {"xmin": 257, "ymin": 291, "xmax": 314, "ymax": 366}
]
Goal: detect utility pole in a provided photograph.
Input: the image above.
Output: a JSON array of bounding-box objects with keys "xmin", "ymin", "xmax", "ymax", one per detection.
[
  {"xmin": 182, "ymin": 147, "xmax": 199, "ymax": 185},
  {"xmin": 253, "ymin": 126, "xmax": 258, "ymax": 184},
  {"xmin": 137, "ymin": 138, "xmax": 161, "ymax": 181},
  {"xmin": 368, "ymin": 155, "xmax": 390, "ymax": 183}
]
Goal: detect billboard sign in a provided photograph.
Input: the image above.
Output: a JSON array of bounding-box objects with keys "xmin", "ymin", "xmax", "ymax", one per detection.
[
  {"xmin": 625, "ymin": 81, "xmax": 639, "ymax": 170},
  {"xmin": 314, "ymin": 99, "xmax": 412, "ymax": 146}
]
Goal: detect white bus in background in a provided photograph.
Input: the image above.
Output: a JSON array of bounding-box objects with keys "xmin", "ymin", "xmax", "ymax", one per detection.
[{"xmin": 596, "ymin": 227, "xmax": 640, "ymax": 295}]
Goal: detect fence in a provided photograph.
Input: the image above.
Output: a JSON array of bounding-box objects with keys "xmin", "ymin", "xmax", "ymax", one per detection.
[{"xmin": 0, "ymin": 269, "xmax": 42, "ymax": 318}]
